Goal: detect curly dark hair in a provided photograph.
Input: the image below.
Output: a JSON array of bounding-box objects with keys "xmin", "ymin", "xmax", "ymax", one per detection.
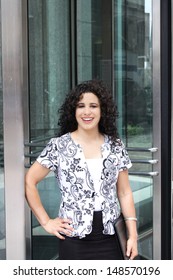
[{"xmin": 58, "ymin": 79, "xmax": 119, "ymax": 141}]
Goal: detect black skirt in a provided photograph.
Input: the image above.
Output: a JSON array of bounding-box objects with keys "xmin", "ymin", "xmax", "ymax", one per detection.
[{"xmin": 59, "ymin": 211, "xmax": 123, "ymax": 260}]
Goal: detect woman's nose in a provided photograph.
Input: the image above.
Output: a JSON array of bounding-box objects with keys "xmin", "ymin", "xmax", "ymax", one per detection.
[{"xmin": 84, "ymin": 106, "xmax": 91, "ymax": 115}]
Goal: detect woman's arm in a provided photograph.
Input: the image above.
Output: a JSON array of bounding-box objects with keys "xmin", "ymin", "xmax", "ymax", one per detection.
[
  {"xmin": 117, "ymin": 169, "xmax": 138, "ymax": 259},
  {"xmin": 25, "ymin": 161, "xmax": 73, "ymax": 239}
]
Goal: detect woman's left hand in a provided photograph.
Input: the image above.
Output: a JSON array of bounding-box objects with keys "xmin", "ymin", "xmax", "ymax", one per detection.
[{"xmin": 126, "ymin": 237, "xmax": 138, "ymax": 260}]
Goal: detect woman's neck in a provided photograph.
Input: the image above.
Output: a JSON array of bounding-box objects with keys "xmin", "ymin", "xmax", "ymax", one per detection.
[
  {"xmin": 71, "ymin": 129, "xmax": 104, "ymax": 159},
  {"xmin": 71, "ymin": 129, "xmax": 103, "ymax": 143}
]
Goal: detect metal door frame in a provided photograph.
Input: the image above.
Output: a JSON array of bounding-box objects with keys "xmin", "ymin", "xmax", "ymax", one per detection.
[
  {"xmin": 152, "ymin": 0, "xmax": 161, "ymax": 259},
  {"xmin": 172, "ymin": 0, "xmax": 173, "ymax": 260},
  {"xmin": 1, "ymin": 0, "xmax": 29, "ymax": 259}
]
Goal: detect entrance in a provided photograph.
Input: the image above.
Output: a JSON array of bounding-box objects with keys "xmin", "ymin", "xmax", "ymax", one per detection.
[{"xmin": 25, "ymin": 0, "xmax": 161, "ymax": 259}]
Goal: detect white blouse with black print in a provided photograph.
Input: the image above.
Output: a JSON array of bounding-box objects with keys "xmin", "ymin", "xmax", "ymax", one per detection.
[{"xmin": 37, "ymin": 132, "xmax": 132, "ymax": 238}]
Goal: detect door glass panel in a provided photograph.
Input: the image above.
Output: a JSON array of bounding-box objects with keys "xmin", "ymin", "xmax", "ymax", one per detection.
[
  {"xmin": 27, "ymin": 0, "xmax": 155, "ymax": 260},
  {"xmin": 28, "ymin": 0, "xmax": 71, "ymax": 260},
  {"xmin": 77, "ymin": 0, "xmax": 112, "ymax": 87},
  {"xmin": 0, "ymin": 3, "xmax": 6, "ymax": 260},
  {"xmin": 114, "ymin": 0, "xmax": 153, "ymax": 259}
]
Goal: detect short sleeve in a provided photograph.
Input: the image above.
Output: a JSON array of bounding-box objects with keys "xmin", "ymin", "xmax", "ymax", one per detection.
[
  {"xmin": 118, "ymin": 140, "xmax": 132, "ymax": 171},
  {"xmin": 36, "ymin": 138, "xmax": 59, "ymax": 171}
]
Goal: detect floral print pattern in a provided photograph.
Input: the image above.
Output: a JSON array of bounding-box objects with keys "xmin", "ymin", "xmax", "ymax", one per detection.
[{"xmin": 37, "ymin": 133, "xmax": 132, "ymax": 238}]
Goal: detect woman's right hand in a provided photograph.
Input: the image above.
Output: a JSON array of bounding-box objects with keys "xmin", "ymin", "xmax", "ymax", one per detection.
[{"xmin": 42, "ymin": 217, "xmax": 74, "ymax": 239}]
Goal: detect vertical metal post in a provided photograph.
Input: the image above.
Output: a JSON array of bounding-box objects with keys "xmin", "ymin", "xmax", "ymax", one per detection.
[
  {"xmin": 172, "ymin": 0, "xmax": 173, "ymax": 261},
  {"xmin": 160, "ymin": 0, "xmax": 172, "ymax": 259},
  {"xmin": 153, "ymin": 0, "xmax": 161, "ymax": 259},
  {"xmin": 1, "ymin": 0, "xmax": 28, "ymax": 259}
]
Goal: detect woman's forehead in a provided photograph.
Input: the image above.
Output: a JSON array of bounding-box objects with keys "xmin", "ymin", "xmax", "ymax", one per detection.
[{"xmin": 78, "ymin": 92, "xmax": 99, "ymax": 101}]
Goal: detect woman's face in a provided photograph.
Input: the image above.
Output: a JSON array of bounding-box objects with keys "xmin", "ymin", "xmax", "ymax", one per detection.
[{"xmin": 75, "ymin": 92, "xmax": 101, "ymax": 132}]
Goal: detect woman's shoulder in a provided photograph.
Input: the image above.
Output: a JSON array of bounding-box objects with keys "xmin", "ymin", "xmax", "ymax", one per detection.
[
  {"xmin": 47, "ymin": 133, "xmax": 70, "ymax": 145},
  {"xmin": 105, "ymin": 136, "xmax": 128, "ymax": 156},
  {"xmin": 105, "ymin": 135, "xmax": 124, "ymax": 147}
]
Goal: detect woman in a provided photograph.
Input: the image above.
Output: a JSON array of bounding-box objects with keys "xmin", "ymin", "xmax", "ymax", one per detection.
[{"xmin": 25, "ymin": 79, "xmax": 138, "ymax": 260}]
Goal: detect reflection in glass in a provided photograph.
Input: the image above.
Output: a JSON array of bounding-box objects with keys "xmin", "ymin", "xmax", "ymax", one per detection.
[
  {"xmin": 114, "ymin": 0, "xmax": 152, "ymax": 148},
  {"xmin": 114, "ymin": 0, "xmax": 153, "ymax": 259},
  {"xmin": 77, "ymin": 0, "xmax": 112, "ymax": 87},
  {"xmin": 28, "ymin": 0, "xmax": 71, "ymax": 140},
  {"xmin": 28, "ymin": 0, "xmax": 71, "ymax": 260}
]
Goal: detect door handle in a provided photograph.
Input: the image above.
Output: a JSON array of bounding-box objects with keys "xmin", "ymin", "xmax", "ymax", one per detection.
[
  {"xmin": 131, "ymin": 159, "xmax": 158, "ymax": 164},
  {"xmin": 129, "ymin": 171, "xmax": 159, "ymax": 176},
  {"xmin": 127, "ymin": 147, "xmax": 158, "ymax": 152}
]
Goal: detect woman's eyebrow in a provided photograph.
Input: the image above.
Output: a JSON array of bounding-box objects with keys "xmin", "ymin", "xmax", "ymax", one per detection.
[
  {"xmin": 90, "ymin": 102, "xmax": 99, "ymax": 105},
  {"xmin": 77, "ymin": 102, "xmax": 99, "ymax": 105}
]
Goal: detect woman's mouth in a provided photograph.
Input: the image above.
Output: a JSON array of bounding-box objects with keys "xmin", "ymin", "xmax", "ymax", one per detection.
[{"xmin": 82, "ymin": 117, "xmax": 93, "ymax": 123}]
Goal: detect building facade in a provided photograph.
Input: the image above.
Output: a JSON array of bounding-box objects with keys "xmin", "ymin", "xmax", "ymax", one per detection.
[{"xmin": 0, "ymin": 0, "xmax": 172, "ymax": 260}]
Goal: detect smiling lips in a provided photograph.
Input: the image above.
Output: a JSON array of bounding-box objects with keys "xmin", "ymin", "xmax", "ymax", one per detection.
[{"xmin": 82, "ymin": 117, "xmax": 93, "ymax": 123}]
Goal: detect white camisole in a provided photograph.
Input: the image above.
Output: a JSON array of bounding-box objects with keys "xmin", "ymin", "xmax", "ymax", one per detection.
[{"xmin": 86, "ymin": 158, "xmax": 103, "ymax": 211}]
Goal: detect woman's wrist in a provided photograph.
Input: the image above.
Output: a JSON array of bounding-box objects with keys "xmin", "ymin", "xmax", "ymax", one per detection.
[
  {"xmin": 128, "ymin": 232, "xmax": 138, "ymax": 240},
  {"xmin": 41, "ymin": 218, "xmax": 51, "ymax": 227},
  {"xmin": 124, "ymin": 216, "xmax": 137, "ymax": 222}
]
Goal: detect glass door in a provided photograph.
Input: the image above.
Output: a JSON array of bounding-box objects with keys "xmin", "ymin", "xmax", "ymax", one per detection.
[
  {"xmin": 27, "ymin": 0, "xmax": 71, "ymax": 260},
  {"xmin": 26, "ymin": 0, "xmax": 161, "ymax": 260},
  {"xmin": 114, "ymin": 0, "xmax": 161, "ymax": 259}
]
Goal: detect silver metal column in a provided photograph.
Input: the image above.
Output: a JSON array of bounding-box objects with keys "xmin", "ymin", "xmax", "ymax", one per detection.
[
  {"xmin": 153, "ymin": 0, "xmax": 161, "ymax": 259},
  {"xmin": 171, "ymin": 1, "xmax": 173, "ymax": 260},
  {"xmin": 1, "ymin": 0, "xmax": 28, "ymax": 259}
]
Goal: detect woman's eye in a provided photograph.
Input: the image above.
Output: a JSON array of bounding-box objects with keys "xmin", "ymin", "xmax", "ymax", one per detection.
[
  {"xmin": 90, "ymin": 105, "xmax": 98, "ymax": 108},
  {"xmin": 76, "ymin": 104, "xmax": 98, "ymax": 108},
  {"xmin": 77, "ymin": 104, "xmax": 84, "ymax": 108}
]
